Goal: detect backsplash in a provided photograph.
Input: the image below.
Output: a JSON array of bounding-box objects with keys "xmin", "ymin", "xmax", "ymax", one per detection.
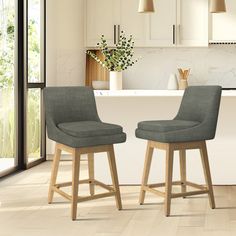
[{"xmin": 124, "ymin": 45, "xmax": 236, "ymax": 89}]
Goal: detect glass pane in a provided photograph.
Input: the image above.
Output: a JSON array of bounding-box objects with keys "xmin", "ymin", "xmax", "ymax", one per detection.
[
  {"xmin": 28, "ymin": 0, "xmax": 42, "ymax": 83},
  {"xmin": 0, "ymin": 0, "xmax": 16, "ymax": 172},
  {"xmin": 27, "ymin": 89, "xmax": 41, "ymax": 163}
]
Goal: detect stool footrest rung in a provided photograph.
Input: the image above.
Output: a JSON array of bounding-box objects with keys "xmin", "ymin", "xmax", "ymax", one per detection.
[
  {"xmin": 185, "ymin": 181, "xmax": 207, "ymax": 190},
  {"xmin": 171, "ymin": 190, "xmax": 209, "ymax": 198},
  {"xmin": 52, "ymin": 179, "xmax": 115, "ymax": 203},
  {"xmin": 55, "ymin": 179, "xmax": 90, "ymax": 188},
  {"xmin": 93, "ymin": 180, "xmax": 114, "ymax": 192},
  {"xmin": 77, "ymin": 192, "xmax": 115, "ymax": 203},
  {"xmin": 148, "ymin": 181, "xmax": 182, "ymax": 188},
  {"xmin": 143, "ymin": 180, "xmax": 209, "ymax": 199},
  {"xmin": 143, "ymin": 186, "xmax": 165, "ymax": 197},
  {"xmin": 52, "ymin": 186, "xmax": 72, "ymax": 201},
  {"xmin": 55, "ymin": 179, "xmax": 115, "ymax": 192}
]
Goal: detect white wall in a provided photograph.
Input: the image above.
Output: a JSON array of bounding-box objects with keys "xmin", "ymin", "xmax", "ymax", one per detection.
[{"xmin": 46, "ymin": 0, "xmax": 85, "ymax": 87}]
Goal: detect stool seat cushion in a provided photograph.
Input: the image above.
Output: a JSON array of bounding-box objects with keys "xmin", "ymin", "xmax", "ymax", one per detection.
[
  {"xmin": 49, "ymin": 121, "xmax": 126, "ymax": 148},
  {"xmin": 58, "ymin": 121, "xmax": 123, "ymax": 138},
  {"xmin": 136, "ymin": 119, "xmax": 202, "ymax": 143},
  {"xmin": 138, "ymin": 120, "xmax": 200, "ymax": 133}
]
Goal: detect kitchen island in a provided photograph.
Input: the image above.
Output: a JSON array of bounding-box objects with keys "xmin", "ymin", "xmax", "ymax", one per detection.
[{"xmin": 93, "ymin": 90, "xmax": 236, "ymax": 185}]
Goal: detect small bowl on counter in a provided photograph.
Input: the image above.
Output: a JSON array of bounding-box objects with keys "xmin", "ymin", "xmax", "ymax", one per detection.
[{"xmin": 92, "ymin": 80, "xmax": 109, "ymax": 90}]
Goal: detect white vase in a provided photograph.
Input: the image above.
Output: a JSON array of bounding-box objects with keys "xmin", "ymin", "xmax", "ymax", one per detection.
[
  {"xmin": 167, "ymin": 73, "xmax": 178, "ymax": 90},
  {"xmin": 109, "ymin": 71, "xmax": 123, "ymax": 90}
]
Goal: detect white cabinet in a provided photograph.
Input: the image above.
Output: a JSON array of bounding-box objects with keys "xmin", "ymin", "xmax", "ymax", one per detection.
[
  {"xmin": 146, "ymin": 0, "xmax": 176, "ymax": 47},
  {"xmin": 85, "ymin": 0, "xmax": 118, "ymax": 47},
  {"xmin": 118, "ymin": 0, "xmax": 147, "ymax": 47},
  {"xmin": 85, "ymin": 0, "xmax": 209, "ymax": 48},
  {"xmin": 210, "ymin": 0, "xmax": 236, "ymax": 41},
  {"xmin": 146, "ymin": 0, "xmax": 208, "ymax": 47},
  {"xmin": 177, "ymin": 0, "xmax": 208, "ymax": 46},
  {"xmin": 85, "ymin": 0, "xmax": 147, "ymax": 47}
]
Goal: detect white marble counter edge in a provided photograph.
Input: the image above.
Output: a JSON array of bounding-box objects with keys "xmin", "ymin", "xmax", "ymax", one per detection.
[{"xmin": 94, "ymin": 90, "xmax": 236, "ymax": 97}]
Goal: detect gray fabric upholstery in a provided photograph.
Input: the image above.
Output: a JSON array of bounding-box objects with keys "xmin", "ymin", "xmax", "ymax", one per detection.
[
  {"xmin": 136, "ymin": 86, "xmax": 222, "ymax": 143},
  {"xmin": 138, "ymin": 120, "xmax": 200, "ymax": 133},
  {"xmin": 44, "ymin": 87, "xmax": 126, "ymax": 148},
  {"xmin": 58, "ymin": 121, "xmax": 123, "ymax": 138}
]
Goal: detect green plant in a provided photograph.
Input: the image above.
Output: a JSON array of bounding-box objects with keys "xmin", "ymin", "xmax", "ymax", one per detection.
[
  {"xmin": 87, "ymin": 32, "xmax": 138, "ymax": 72},
  {"xmin": 0, "ymin": 9, "xmax": 15, "ymax": 89}
]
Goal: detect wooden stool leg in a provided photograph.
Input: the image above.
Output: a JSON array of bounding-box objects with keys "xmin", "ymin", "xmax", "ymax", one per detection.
[
  {"xmin": 200, "ymin": 141, "xmax": 215, "ymax": 209},
  {"xmin": 71, "ymin": 149, "xmax": 80, "ymax": 221},
  {"xmin": 139, "ymin": 141, "xmax": 154, "ymax": 205},
  {"xmin": 48, "ymin": 143, "xmax": 61, "ymax": 204},
  {"xmin": 165, "ymin": 144, "xmax": 174, "ymax": 217},
  {"xmin": 179, "ymin": 149, "xmax": 187, "ymax": 197},
  {"xmin": 107, "ymin": 145, "xmax": 122, "ymax": 210},
  {"xmin": 88, "ymin": 153, "xmax": 95, "ymax": 196}
]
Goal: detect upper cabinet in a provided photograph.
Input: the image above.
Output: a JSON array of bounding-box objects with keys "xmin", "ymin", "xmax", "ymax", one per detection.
[
  {"xmin": 85, "ymin": 0, "xmax": 118, "ymax": 47},
  {"xmin": 85, "ymin": 0, "xmax": 209, "ymax": 48},
  {"xmin": 177, "ymin": 0, "xmax": 209, "ymax": 46},
  {"xmin": 85, "ymin": 0, "xmax": 147, "ymax": 47},
  {"xmin": 118, "ymin": 0, "xmax": 147, "ymax": 47},
  {"xmin": 210, "ymin": 0, "xmax": 236, "ymax": 41},
  {"xmin": 146, "ymin": 0, "xmax": 176, "ymax": 47}
]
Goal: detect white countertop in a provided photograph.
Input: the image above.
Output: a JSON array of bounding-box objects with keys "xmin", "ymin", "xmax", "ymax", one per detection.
[{"xmin": 94, "ymin": 90, "xmax": 236, "ymax": 97}]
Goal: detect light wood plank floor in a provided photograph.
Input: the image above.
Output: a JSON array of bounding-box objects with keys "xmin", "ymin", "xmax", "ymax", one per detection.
[{"xmin": 1, "ymin": 161, "xmax": 236, "ymax": 236}]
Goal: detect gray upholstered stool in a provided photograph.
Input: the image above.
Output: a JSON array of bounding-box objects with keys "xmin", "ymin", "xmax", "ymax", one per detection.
[
  {"xmin": 44, "ymin": 87, "xmax": 126, "ymax": 220},
  {"xmin": 136, "ymin": 86, "xmax": 222, "ymax": 216}
]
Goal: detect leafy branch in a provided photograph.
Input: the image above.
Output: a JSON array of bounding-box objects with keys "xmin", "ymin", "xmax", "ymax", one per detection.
[{"xmin": 87, "ymin": 32, "xmax": 139, "ymax": 72}]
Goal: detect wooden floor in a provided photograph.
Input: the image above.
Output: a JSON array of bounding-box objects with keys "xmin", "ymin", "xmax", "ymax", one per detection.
[{"xmin": 1, "ymin": 161, "xmax": 236, "ymax": 236}]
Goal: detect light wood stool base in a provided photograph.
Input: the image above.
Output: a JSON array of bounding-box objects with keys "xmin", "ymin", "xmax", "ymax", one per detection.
[
  {"xmin": 48, "ymin": 143, "xmax": 122, "ymax": 221},
  {"xmin": 139, "ymin": 140, "xmax": 215, "ymax": 216}
]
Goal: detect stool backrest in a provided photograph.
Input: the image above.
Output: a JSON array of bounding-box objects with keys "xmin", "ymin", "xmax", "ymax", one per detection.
[
  {"xmin": 44, "ymin": 87, "xmax": 100, "ymax": 127},
  {"xmin": 175, "ymin": 86, "xmax": 222, "ymax": 138}
]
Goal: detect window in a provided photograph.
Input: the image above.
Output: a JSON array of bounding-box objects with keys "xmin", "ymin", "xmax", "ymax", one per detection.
[{"xmin": 0, "ymin": 0, "xmax": 46, "ymax": 177}]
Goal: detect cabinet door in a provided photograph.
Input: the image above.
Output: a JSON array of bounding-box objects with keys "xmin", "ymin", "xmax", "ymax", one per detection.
[
  {"xmin": 86, "ymin": 0, "xmax": 118, "ymax": 47},
  {"xmin": 177, "ymin": 0, "xmax": 208, "ymax": 46},
  {"xmin": 211, "ymin": 0, "xmax": 236, "ymax": 41},
  {"xmin": 146, "ymin": 0, "xmax": 176, "ymax": 47},
  {"xmin": 118, "ymin": 0, "xmax": 147, "ymax": 47}
]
